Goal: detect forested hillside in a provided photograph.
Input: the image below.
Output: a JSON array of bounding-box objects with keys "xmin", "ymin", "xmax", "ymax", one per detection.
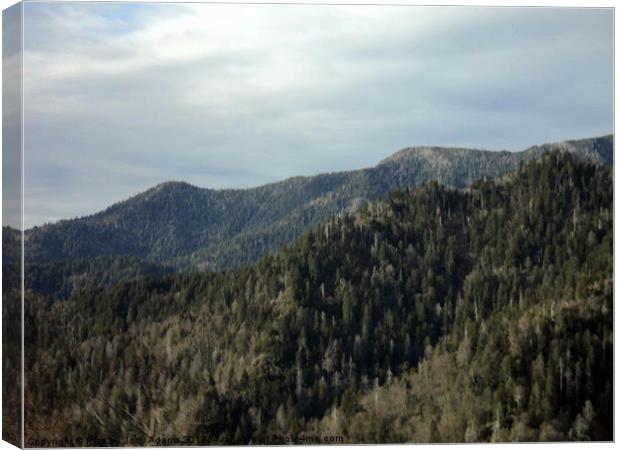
[
  {"xmin": 3, "ymin": 256, "xmax": 174, "ymax": 300},
  {"xmin": 16, "ymin": 152, "xmax": 612, "ymax": 444},
  {"xmin": 18, "ymin": 135, "xmax": 612, "ymax": 271}
]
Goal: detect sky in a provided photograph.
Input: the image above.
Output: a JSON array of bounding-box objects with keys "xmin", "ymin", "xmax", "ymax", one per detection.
[{"xmin": 7, "ymin": 3, "xmax": 615, "ymax": 227}]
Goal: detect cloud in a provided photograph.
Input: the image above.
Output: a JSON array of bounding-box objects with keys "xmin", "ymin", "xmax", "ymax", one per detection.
[
  {"xmin": 3, "ymin": 3, "xmax": 23, "ymax": 229},
  {"xmin": 18, "ymin": 3, "xmax": 613, "ymax": 227}
]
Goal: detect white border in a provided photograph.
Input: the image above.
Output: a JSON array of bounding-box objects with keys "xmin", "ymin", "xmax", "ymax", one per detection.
[{"xmin": 0, "ymin": 1, "xmax": 616, "ymax": 450}]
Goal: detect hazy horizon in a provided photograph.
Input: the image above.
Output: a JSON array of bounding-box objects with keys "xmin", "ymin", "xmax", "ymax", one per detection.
[{"xmin": 5, "ymin": 3, "xmax": 614, "ymax": 227}]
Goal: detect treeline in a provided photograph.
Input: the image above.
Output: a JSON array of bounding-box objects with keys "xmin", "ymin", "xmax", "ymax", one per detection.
[{"xmin": 17, "ymin": 152, "xmax": 612, "ymax": 444}]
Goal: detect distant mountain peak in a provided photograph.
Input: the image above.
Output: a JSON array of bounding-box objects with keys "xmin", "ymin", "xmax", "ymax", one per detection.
[
  {"xmin": 378, "ymin": 145, "xmax": 498, "ymax": 165},
  {"xmin": 379, "ymin": 135, "xmax": 614, "ymax": 166},
  {"xmin": 523, "ymin": 134, "xmax": 613, "ymax": 165},
  {"xmin": 133, "ymin": 180, "xmax": 200, "ymax": 201},
  {"xmin": 150, "ymin": 180, "xmax": 196, "ymax": 191}
]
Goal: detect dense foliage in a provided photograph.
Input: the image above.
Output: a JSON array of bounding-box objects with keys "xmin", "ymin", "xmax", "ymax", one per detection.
[
  {"xmin": 3, "ymin": 286, "xmax": 21, "ymax": 447},
  {"xmin": 4, "ymin": 256, "xmax": 173, "ymax": 300},
  {"xmin": 15, "ymin": 152, "xmax": 612, "ymax": 444},
  {"xmin": 17, "ymin": 135, "xmax": 612, "ymax": 272}
]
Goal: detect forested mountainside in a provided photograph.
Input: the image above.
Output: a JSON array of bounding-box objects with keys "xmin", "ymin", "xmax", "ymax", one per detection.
[
  {"xmin": 3, "ymin": 227, "xmax": 174, "ymax": 299},
  {"xmin": 17, "ymin": 135, "xmax": 612, "ymax": 272},
  {"xmin": 3, "ymin": 256, "xmax": 174, "ymax": 300},
  {"xmin": 15, "ymin": 153, "xmax": 612, "ymax": 444}
]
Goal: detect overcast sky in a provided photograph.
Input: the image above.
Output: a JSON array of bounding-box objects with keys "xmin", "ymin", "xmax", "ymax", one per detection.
[{"xmin": 13, "ymin": 3, "xmax": 614, "ymax": 227}]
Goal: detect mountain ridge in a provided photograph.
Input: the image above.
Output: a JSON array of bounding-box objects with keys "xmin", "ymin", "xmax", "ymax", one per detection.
[
  {"xmin": 25, "ymin": 134, "xmax": 613, "ymax": 231},
  {"xmin": 16, "ymin": 134, "xmax": 613, "ymax": 271}
]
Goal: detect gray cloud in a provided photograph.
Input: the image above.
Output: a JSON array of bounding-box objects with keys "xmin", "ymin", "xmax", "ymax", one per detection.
[
  {"xmin": 17, "ymin": 3, "xmax": 613, "ymax": 228},
  {"xmin": 3, "ymin": 3, "xmax": 23, "ymax": 229}
]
